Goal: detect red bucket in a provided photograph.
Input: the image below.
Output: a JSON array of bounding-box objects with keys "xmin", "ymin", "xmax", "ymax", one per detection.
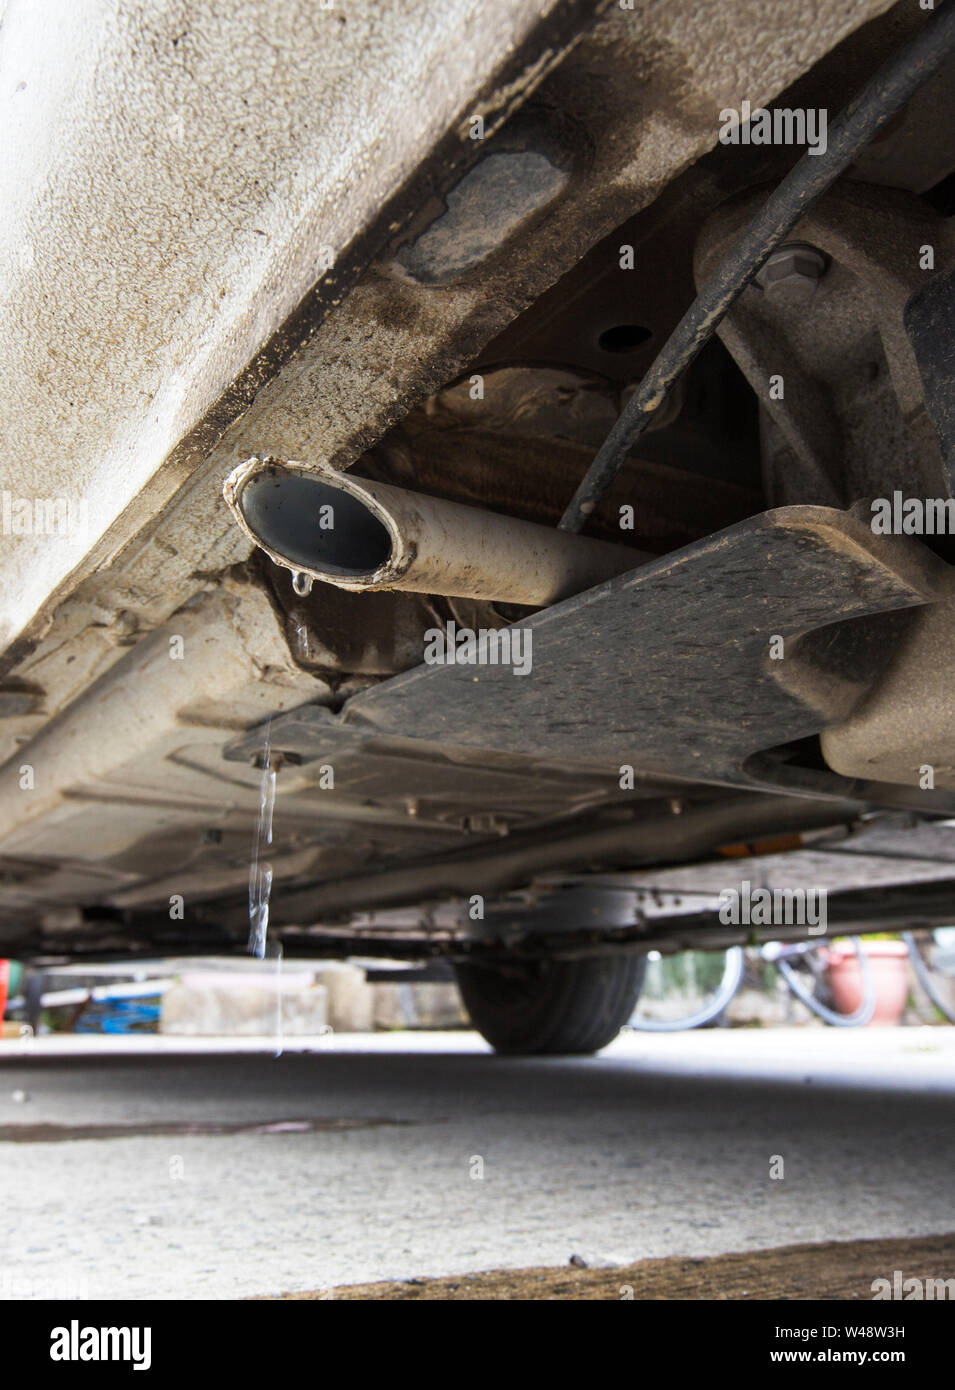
[{"xmin": 825, "ymin": 941, "xmax": 909, "ymax": 1025}]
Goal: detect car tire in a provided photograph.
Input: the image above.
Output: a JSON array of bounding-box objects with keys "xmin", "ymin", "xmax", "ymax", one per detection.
[{"xmin": 454, "ymin": 954, "xmax": 646, "ymax": 1055}]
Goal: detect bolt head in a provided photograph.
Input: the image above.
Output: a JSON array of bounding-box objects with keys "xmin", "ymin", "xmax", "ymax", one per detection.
[{"xmin": 755, "ymin": 243, "xmax": 827, "ymax": 294}]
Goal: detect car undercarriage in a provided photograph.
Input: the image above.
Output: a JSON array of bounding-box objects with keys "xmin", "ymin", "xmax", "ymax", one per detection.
[{"xmin": 3, "ymin": 0, "xmax": 955, "ymax": 1052}]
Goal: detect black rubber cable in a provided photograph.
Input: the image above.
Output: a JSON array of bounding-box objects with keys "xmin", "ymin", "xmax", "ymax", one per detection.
[{"xmin": 559, "ymin": 0, "xmax": 955, "ymax": 533}]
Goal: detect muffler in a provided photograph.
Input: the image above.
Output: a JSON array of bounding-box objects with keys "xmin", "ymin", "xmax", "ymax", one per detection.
[{"xmin": 224, "ymin": 456, "xmax": 648, "ymax": 605}]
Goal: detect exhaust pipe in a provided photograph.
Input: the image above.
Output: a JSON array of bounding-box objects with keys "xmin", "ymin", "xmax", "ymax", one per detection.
[{"xmin": 224, "ymin": 456, "xmax": 648, "ymax": 606}]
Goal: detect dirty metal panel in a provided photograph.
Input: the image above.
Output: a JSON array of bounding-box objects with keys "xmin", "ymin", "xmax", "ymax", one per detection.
[
  {"xmin": 222, "ymin": 705, "xmax": 641, "ymax": 829},
  {"xmin": 820, "ymin": 598, "xmax": 955, "ymax": 790},
  {"xmin": 339, "ymin": 508, "xmax": 944, "ymax": 790},
  {"xmin": 905, "ymin": 264, "xmax": 955, "ymax": 483}
]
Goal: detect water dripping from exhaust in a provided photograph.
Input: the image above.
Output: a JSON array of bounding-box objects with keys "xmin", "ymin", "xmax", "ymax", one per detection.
[{"xmin": 248, "ymin": 720, "xmax": 277, "ymax": 959}]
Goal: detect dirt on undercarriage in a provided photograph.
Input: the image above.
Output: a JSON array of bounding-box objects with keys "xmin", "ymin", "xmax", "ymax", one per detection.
[{"xmin": 260, "ymin": 1233, "xmax": 955, "ymax": 1300}]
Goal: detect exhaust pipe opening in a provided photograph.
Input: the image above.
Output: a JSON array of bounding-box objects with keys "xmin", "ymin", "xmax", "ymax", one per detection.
[
  {"xmin": 236, "ymin": 468, "xmax": 393, "ymax": 579},
  {"xmin": 224, "ymin": 455, "xmax": 649, "ymax": 605}
]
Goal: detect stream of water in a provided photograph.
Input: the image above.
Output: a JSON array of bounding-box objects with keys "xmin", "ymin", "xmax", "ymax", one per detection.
[{"xmin": 248, "ymin": 724, "xmax": 277, "ymax": 960}]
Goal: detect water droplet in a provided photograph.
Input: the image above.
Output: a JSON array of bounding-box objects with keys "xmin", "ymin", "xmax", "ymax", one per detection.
[{"xmin": 291, "ymin": 571, "xmax": 313, "ymax": 597}]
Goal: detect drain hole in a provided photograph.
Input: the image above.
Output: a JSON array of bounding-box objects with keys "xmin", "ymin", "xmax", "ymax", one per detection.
[{"xmin": 598, "ymin": 323, "xmax": 652, "ymax": 354}]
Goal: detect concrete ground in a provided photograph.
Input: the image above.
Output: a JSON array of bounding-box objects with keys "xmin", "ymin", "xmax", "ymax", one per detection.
[{"xmin": 0, "ymin": 1027, "xmax": 952, "ymax": 1300}]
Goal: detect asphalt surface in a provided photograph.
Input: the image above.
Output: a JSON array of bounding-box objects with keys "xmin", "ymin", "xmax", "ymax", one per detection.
[{"xmin": 0, "ymin": 1028, "xmax": 952, "ymax": 1300}]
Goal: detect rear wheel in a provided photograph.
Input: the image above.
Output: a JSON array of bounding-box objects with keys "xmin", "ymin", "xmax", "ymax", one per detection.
[{"xmin": 454, "ymin": 954, "xmax": 646, "ymax": 1055}]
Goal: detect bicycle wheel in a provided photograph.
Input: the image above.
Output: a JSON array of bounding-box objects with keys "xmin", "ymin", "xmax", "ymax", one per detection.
[
  {"xmin": 768, "ymin": 937, "xmax": 875, "ymax": 1026},
  {"xmin": 903, "ymin": 929, "xmax": 955, "ymax": 1024},
  {"xmin": 628, "ymin": 947, "xmax": 745, "ymax": 1032}
]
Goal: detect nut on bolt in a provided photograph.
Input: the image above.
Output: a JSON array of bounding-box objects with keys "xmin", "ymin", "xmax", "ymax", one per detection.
[{"xmin": 755, "ymin": 242, "xmax": 827, "ymax": 295}]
